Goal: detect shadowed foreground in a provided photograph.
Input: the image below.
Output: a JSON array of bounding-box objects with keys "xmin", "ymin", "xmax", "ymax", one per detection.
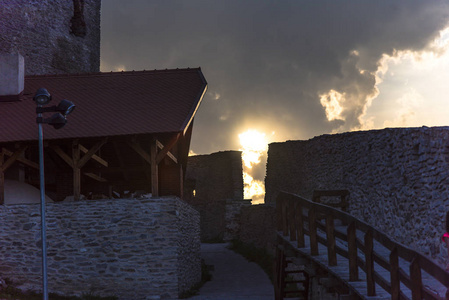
[{"xmin": 190, "ymin": 243, "xmax": 274, "ymax": 300}]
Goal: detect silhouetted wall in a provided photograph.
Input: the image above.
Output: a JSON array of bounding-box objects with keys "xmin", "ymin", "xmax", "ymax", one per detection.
[
  {"xmin": 266, "ymin": 126, "xmax": 449, "ymax": 265},
  {"xmin": 185, "ymin": 151, "xmax": 246, "ymax": 241}
]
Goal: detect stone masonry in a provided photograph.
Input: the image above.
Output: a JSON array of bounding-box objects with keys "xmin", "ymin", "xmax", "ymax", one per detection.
[
  {"xmin": 265, "ymin": 126, "xmax": 449, "ymax": 266},
  {"xmin": 0, "ymin": 0, "xmax": 101, "ymax": 75},
  {"xmin": 0, "ymin": 197, "xmax": 200, "ymax": 299},
  {"xmin": 184, "ymin": 151, "xmax": 245, "ymax": 242}
]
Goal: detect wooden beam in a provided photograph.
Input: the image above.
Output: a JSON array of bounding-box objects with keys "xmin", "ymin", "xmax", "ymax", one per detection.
[
  {"xmin": 150, "ymin": 139, "xmax": 158, "ymax": 197},
  {"xmin": 83, "ymin": 172, "xmax": 107, "ymax": 182},
  {"xmin": 0, "ymin": 151, "xmax": 4, "ymax": 205},
  {"xmin": 1, "ymin": 145, "xmax": 28, "ymax": 172},
  {"xmin": 73, "ymin": 141, "xmax": 81, "ymax": 201},
  {"xmin": 79, "ymin": 144, "xmax": 108, "ymax": 167},
  {"xmin": 77, "ymin": 138, "xmax": 108, "ymax": 168},
  {"xmin": 2, "ymin": 148, "xmax": 39, "ymax": 169},
  {"xmin": 113, "ymin": 141, "xmax": 130, "ymax": 182},
  {"xmin": 156, "ymin": 133, "xmax": 180, "ymax": 164},
  {"xmin": 128, "ymin": 140, "xmax": 152, "ymax": 165},
  {"xmin": 50, "ymin": 145, "xmax": 75, "ymax": 168}
]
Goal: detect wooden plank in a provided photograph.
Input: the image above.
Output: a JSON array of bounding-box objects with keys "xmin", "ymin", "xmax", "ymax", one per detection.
[
  {"xmin": 347, "ymin": 222, "xmax": 358, "ymax": 282},
  {"xmin": 77, "ymin": 138, "xmax": 108, "ymax": 168},
  {"xmin": 72, "ymin": 141, "xmax": 81, "ymax": 201},
  {"xmin": 326, "ymin": 214, "xmax": 337, "ymax": 266},
  {"xmin": 1, "ymin": 145, "xmax": 27, "ymax": 171},
  {"xmin": 390, "ymin": 247, "xmax": 400, "ymax": 300},
  {"xmin": 150, "ymin": 139, "xmax": 158, "ymax": 197},
  {"xmin": 0, "ymin": 151, "xmax": 4, "ymax": 205},
  {"xmin": 79, "ymin": 144, "xmax": 108, "ymax": 167},
  {"xmin": 156, "ymin": 135, "xmax": 179, "ymax": 164},
  {"xmin": 289, "ymin": 199, "xmax": 296, "ymax": 241},
  {"xmin": 296, "ymin": 203, "xmax": 305, "ymax": 248},
  {"xmin": 83, "ymin": 172, "xmax": 107, "ymax": 182},
  {"xmin": 365, "ymin": 230, "xmax": 375, "ymax": 296},
  {"xmin": 2, "ymin": 148, "xmax": 38, "ymax": 169},
  {"xmin": 309, "ymin": 208, "xmax": 318, "ymax": 256},
  {"xmin": 410, "ymin": 256, "xmax": 422, "ymax": 300},
  {"xmin": 50, "ymin": 145, "xmax": 75, "ymax": 168},
  {"xmin": 276, "ymin": 194, "xmax": 283, "ymax": 231},
  {"xmin": 128, "ymin": 139, "xmax": 151, "ymax": 165}
]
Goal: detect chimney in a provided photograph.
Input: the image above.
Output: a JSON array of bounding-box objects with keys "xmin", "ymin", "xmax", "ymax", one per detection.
[{"xmin": 0, "ymin": 52, "xmax": 25, "ymax": 102}]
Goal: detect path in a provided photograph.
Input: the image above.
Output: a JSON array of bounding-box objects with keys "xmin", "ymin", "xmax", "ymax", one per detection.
[{"xmin": 189, "ymin": 243, "xmax": 274, "ymax": 300}]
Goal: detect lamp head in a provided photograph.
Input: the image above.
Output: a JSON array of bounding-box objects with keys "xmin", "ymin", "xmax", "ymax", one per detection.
[
  {"xmin": 57, "ymin": 99, "xmax": 76, "ymax": 115},
  {"xmin": 33, "ymin": 88, "xmax": 52, "ymax": 105},
  {"xmin": 47, "ymin": 113, "xmax": 67, "ymax": 129}
]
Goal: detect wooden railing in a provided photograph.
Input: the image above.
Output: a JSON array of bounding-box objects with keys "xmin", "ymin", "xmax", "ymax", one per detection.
[{"xmin": 275, "ymin": 191, "xmax": 449, "ymax": 299}]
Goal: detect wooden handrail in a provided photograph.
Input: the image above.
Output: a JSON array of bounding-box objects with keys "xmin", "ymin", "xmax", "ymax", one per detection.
[{"xmin": 276, "ymin": 191, "xmax": 449, "ymax": 299}]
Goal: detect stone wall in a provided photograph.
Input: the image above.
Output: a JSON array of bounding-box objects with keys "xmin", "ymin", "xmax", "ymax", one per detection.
[
  {"xmin": 184, "ymin": 151, "xmax": 244, "ymax": 241},
  {"xmin": 0, "ymin": 197, "xmax": 200, "ymax": 299},
  {"xmin": 238, "ymin": 204, "xmax": 276, "ymax": 254},
  {"xmin": 0, "ymin": 0, "xmax": 101, "ymax": 75},
  {"xmin": 265, "ymin": 126, "xmax": 449, "ymax": 264}
]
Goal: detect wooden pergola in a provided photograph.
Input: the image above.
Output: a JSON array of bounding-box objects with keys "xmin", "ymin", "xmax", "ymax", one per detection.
[{"xmin": 0, "ymin": 68, "xmax": 207, "ymax": 203}]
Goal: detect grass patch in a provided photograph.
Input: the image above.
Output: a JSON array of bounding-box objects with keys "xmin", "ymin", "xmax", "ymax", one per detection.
[
  {"xmin": 179, "ymin": 259, "xmax": 213, "ymax": 298},
  {"xmin": 227, "ymin": 239, "xmax": 274, "ymax": 283}
]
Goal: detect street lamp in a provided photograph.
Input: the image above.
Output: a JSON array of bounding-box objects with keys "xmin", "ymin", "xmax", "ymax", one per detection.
[{"xmin": 33, "ymin": 88, "xmax": 75, "ymax": 300}]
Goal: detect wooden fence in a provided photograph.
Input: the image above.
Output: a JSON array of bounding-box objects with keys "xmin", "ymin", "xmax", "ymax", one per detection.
[{"xmin": 275, "ymin": 191, "xmax": 449, "ymax": 299}]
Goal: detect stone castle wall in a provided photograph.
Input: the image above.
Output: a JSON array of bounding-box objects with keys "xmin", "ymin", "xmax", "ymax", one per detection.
[
  {"xmin": 0, "ymin": 197, "xmax": 200, "ymax": 299},
  {"xmin": 184, "ymin": 151, "xmax": 245, "ymax": 241},
  {"xmin": 265, "ymin": 126, "xmax": 449, "ymax": 264},
  {"xmin": 0, "ymin": 0, "xmax": 101, "ymax": 75}
]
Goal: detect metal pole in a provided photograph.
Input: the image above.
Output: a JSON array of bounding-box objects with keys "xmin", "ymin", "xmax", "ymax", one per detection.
[{"xmin": 38, "ymin": 108, "xmax": 49, "ymax": 300}]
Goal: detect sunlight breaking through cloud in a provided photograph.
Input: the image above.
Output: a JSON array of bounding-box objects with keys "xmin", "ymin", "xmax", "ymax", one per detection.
[
  {"xmin": 320, "ymin": 89, "xmax": 345, "ymax": 122},
  {"xmin": 239, "ymin": 130, "xmax": 268, "ymax": 204},
  {"xmin": 360, "ymin": 26, "xmax": 449, "ymax": 129}
]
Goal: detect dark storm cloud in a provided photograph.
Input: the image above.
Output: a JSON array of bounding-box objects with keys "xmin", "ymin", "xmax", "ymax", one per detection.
[{"xmin": 101, "ymin": 0, "xmax": 449, "ymax": 154}]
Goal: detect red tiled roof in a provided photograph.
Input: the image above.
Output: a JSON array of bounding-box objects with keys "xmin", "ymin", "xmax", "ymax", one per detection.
[{"xmin": 0, "ymin": 68, "xmax": 207, "ymax": 142}]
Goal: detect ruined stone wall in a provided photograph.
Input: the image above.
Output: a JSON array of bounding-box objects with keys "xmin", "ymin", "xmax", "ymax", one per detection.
[
  {"xmin": 184, "ymin": 151, "xmax": 244, "ymax": 241},
  {"xmin": 0, "ymin": 197, "xmax": 200, "ymax": 299},
  {"xmin": 239, "ymin": 204, "xmax": 276, "ymax": 254},
  {"xmin": 265, "ymin": 126, "xmax": 449, "ymax": 264},
  {"xmin": 0, "ymin": 0, "xmax": 101, "ymax": 75}
]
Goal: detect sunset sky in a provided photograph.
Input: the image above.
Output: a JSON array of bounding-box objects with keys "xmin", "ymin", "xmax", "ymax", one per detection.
[{"xmin": 101, "ymin": 1, "xmax": 449, "ymax": 199}]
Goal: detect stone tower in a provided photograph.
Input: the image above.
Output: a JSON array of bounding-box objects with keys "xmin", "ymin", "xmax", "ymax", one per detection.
[{"xmin": 0, "ymin": 0, "xmax": 101, "ymax": 75}]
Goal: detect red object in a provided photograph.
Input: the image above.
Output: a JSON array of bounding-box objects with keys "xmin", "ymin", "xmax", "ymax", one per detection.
[
  {"xmin": 442, "ymin": 232, "xmax": 449, "ymax": 242},
  {"xmin": 0, "ymin": 68, "xmax": 207, "ymax": 142}
]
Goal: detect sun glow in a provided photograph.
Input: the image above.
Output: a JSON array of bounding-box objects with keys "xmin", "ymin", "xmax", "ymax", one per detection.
[{"xmin": 239, "ymin": 129, "xmax": 268, "ymax": 204}]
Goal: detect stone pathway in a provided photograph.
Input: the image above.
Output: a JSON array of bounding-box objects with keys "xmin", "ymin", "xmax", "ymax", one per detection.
[{"xmin": 189, "ymin": 243, "xmax": 274, "ymax": 300}]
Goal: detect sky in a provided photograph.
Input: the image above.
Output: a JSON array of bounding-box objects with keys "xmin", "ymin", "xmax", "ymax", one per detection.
[{"xmin": 101, "ymin": 1, "xmax": 449, "ymax": 202}]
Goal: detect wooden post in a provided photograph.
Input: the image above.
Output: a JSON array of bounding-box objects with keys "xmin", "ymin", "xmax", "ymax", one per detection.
[
  {"xmin": 309, "ymin": 208, "xmax": 318, "ymax": 256},
  {"xmin": 0, "ymin": 150, "xmax": 4, "ymax": 205},
  {"xmin": 326, "ymin": 214, "xmax": 337, "ymax": 266},
  {"xmin": 150, "ymin": 139, "xmax": 159, "ymax": 197},
  {"xmin": 390, "ymin": 247, "xmax": 400, "ymax": 299},
  {"xmin": 276, "ymin": 196, "xmax": 283, "ymax": 231},
  {"xmin": 179, "ymin": 164, "xmax": 183, "ymax": 199},
  {"xmin": 365, "ymin": 229, "xmax": 375, "ymax": 296},
  {"xmin": 296, "ymin": 203, "xmax": 305, "ymax": 248},
  {"xmin": 289, "ymin": 199, "xmax": 296, "ymax": 241},
  {"xmin": 72, "ymin": 141, "xmax": 81, "ymax": 201},
  {"xmin": 347, "ymin": 221, "xmax": 358, "ymax": 281},
  {"xmin": 410, "ymin": 256, "xmax": 422, "ymax": 300},
  {"xmin": 282, "ymin": 199, "xmax": 288, "ymax": 236}
]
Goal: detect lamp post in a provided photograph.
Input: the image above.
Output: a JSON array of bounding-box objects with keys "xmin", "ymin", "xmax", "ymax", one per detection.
[{"xmin": 33, "ymin": 88, "xmax": 75, "ymax": 300}]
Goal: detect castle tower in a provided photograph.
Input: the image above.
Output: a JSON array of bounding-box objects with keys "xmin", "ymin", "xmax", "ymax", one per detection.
[{"xmin": 0, "ymin": 0, "xmax": 101, "ymax": 75}]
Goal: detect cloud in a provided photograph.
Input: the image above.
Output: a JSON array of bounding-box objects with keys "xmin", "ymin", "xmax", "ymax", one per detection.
[{"xmin": 101, "ymin": 0, "xmax": 449, "ymax": 154}]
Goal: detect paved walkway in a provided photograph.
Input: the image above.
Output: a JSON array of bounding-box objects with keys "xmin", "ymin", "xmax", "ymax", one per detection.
[{"xmin": 189, "ymin": 243, "xmax": 274, "ymax": 300}]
